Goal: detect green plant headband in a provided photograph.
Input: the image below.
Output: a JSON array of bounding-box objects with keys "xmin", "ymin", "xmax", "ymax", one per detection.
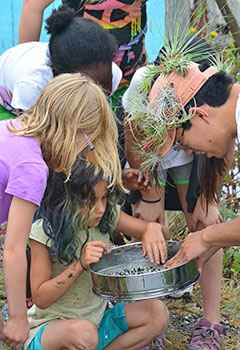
[
  {"xmin": 126, "ymin": 61, "xmax": 218, "ymax": 172},
  {"xmin": 124, "ymin": 0, "xmax": 234, "ymax": 172}
]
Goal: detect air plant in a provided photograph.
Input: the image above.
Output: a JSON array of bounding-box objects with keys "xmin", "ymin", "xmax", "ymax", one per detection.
[{"xmin": 125, "ymin": 0, "xmax": 222, "ymax": 173}]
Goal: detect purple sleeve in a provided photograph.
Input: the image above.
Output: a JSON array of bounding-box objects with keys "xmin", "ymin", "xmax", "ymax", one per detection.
[{"xmin": 6, "ymin": 162, "xmax": 49, "ymax": 206}]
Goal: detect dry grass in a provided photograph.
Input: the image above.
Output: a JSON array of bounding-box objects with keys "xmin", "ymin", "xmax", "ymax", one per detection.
[
  {"xmin": 0, "ymin": 213, "xmax": 239, "ymax": 349},
  {"xmin": 0, "ymin": 278, "xmax": 239, "ymax": 349},
  {"xmin": 164, "ymin": 280, "xmax": 240, "ymax": 349}
]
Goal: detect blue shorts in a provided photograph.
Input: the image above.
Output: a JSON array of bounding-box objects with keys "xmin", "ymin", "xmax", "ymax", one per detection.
[
  {"xmin": 28, "ymin": 324, "xmax": 48, "ymax": 350},
  {"xmin": 97, "ymin": 302, "xmax": 129, "ymax": 349},
  {"xmin": 27, "ymin": 302, "xmax": 129, "ymax": 350}
]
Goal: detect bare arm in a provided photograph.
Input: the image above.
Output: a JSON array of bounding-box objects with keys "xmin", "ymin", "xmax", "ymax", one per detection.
[
  {"xmin": 125, "ymin": 117, "xmax": 165, "ymax": 223},
  {"xmin": 30, "ymin": 239, "xmax": 84, "ymax": 309},
  {"xmin": 202, "ymin": 216, "xmax": 240, "ymax": 247},
  {"xmin": 19, "ymin": 0, "xmax": 54, "ymax": 43},
  {"xmin": 166, "ymin": 215, "xmax": 240, "ymax": 269},
  {"xmin": 0, "ymin": 197, "xmax": 36, "ymax": 348},
  {"xmin": 30, "ymin": 238, "xmax": 109, "ymax": 309},
  {"xmin": 117, "ymin": 211, "xmax": 168, "ymax": 263}
]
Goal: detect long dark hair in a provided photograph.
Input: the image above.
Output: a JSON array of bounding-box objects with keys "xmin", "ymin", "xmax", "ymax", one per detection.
[
  {"xmin": 183, "ymin": 64, "xmax": 234, "ymax": 203},
  {"xmin": 35, "ymin": 158, "xmax": 120, "ymax": 264}
]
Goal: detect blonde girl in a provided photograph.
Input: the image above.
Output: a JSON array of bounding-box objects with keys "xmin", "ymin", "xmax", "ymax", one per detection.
[{"xmin": 0, "ymin": 73, "xmax": 121, "ymax": 349}]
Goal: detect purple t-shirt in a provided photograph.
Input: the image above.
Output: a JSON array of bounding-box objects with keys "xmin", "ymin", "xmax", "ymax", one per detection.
[{"xmin": 0, "ymin": 120, "xmax": 49, "ymax": 229}]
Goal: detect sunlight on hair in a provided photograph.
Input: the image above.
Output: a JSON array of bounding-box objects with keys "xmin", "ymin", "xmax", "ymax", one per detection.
[{"xmin": 8, "ymin": 73, "xmax": 123, "ymax": 190}]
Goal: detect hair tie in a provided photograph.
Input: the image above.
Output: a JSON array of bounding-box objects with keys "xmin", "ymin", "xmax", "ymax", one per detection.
[
  {"xmin": 141, "ymin": 198, "xmax": 161, "ymax": 204},
  {"xmin": 79, "ymin": 252, "xmax": 87, "ymax": 271}
]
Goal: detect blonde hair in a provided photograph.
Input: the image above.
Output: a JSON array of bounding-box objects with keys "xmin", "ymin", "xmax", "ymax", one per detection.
[{"xmin": 10, "ymin": 73, "xmax": 122, "ymax": 188}]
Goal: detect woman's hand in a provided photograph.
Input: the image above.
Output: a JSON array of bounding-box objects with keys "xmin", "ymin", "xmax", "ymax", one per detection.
[
  {"xmin": 165, "ymin": 229, "xmax": 212, "ymax": 269},
  {"xmin": 141, "ymin": 223, "xmax": 167, "ymax": 265},
  {"xmin": 191, "ymin": 196, "xmax": 222, "ymax": 231},
  {"xmin": 132, "ymin": 200, "xmax": 165, "ymax": 224},
  {"xmin": 81, "ymin": 241, "xmax": 111, "ymax": 269}
]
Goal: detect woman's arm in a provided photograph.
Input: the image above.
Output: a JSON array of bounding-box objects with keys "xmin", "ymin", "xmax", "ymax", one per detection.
[
  {"xmin": 166, "ymin": 215, "xmax": 240, "ymax": 269},
  {"xmin": 30, "ymin": 239, "xmax": 84, "ymax": 309},
  {"xmin": 19, "ymin": 0, "xmax": 54, "ymax": 43},
  {"xmin": 117, "ymin": 211, "xmax": 168, "ymax": 264},
  {"xmin": 0, "ymin": 197, "xmax": 36, "ymax": 348}
]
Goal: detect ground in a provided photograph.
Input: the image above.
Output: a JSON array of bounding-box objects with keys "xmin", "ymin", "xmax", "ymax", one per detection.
[
  {"xmin": 0, "ymin": 227, "xmax": 239, "ymax": 349},
  {"xmin": 164, "ymin": 280, "xmax": 240, "ymax": 349}
]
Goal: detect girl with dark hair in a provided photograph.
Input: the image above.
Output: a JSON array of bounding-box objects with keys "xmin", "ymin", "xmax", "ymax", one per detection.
[
  {"xmin": 18, "ymin": 0, "xmax": 153, "ymax": 115},
  {"xmin": 19, "ymin": 0, "xmax": 149, "ymax": 87},
  {"xmin": 25, "ymin": 158, "xmax": 169, "ymax": 350},
  {"xmin": 0, "ymin": 5, "xmax": 122, "ymax": 119}
]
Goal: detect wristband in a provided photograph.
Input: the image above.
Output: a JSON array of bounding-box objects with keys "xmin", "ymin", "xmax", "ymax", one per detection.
[
  {"xmin": 79, "ymin": 252, "xmax": 87, "ymax": 271},
  {"xmin": 141, "ymin": 198, "xmax": 161, "ymax": 203}
]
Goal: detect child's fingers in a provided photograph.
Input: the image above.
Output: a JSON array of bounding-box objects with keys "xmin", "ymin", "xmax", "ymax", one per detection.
[
  {"xmin": 142, "ymin": 240, "xmax": 168, "ymax": 265},
  {"xmin": 150, "ymin": 241, "xmax": 167, "ymax": 265},
  {"xmin": 155, "ymin": 241, "xmax": 167, "ymax": 264},
  {"xmin": 144, "ymin": 243, "xmax": 154, "ymax": 264},
  {"xmin": 103, "ymin": 249, "xmax": 111, "ymax": 255},
  {"xmin": 83, "ymin": 241, "xmax": 110, "ymax": 265},
  {"xmin": 84, "ymin": 248, "xmax": 106, "ymax": 265},
  {"xmin": 151, "ymin": 244, "xmax": 160, "ymax": 265},
  {"xmin": 87, "ymin": 240, "xmax": 108, "ymax": 251}
]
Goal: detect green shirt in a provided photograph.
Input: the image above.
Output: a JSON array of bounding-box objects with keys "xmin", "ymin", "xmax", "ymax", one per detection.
[{"xmin": 25, "ymin": 206, "xmax": 120, "ymax": 348}]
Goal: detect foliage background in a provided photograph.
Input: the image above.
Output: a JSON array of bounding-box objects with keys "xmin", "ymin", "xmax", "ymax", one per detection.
[{"xmin": 0, "ymin": 0, "xmax": 239, "ymax": 349}]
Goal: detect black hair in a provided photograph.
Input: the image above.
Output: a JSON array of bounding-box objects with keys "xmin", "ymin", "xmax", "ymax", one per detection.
[
  {"xmin": 45, "ymin": 5, "xmax": 118, "ymax": 74},
  {"xmin": 182, "ymin": 64, "xmax": 234, "ymax": 204},
  {"xmin": 35, "ymin": 157, "xmax": 120, "ymax": 264}
]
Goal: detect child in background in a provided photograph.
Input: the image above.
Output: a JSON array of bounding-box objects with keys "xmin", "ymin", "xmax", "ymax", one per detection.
[
  {"xmin": 19, "ymin": 0, "xmax": 150, "ymax": 88},
  {"xmin": 17, "ymin": 1, "xmax": 153, "ymax": 167},
  {"xmin": 0, "ymin": 73, "xmax": 122, "ymax": 349},
  {"xmin": 25, "ymin": 158, "xmax": 169, "ymax": 350},
  {"xmin": 0, "ymin": 4, "xmax": 122, "ymax": 119}
]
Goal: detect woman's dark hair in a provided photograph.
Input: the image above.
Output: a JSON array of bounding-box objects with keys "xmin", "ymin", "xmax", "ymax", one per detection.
[
  {"xmin": 45, "ymin": 5, "xmax": 118, "ymax": 74},
  {"xmin": 183, "ymin": 63, "xmax": 234, "ymax": 204},
  {"xmin": 35, "ymin": 158, "xmax": 120, "ymax": 264}
]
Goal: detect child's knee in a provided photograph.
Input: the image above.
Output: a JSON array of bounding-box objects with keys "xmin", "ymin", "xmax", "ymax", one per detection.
[
  {"xmin": 145, "ymin": 299, "xmax": 169, "ymax": 330},
  {"xmin": 70, "ymin": 319, "xmax": 98, "ymax": 349}
]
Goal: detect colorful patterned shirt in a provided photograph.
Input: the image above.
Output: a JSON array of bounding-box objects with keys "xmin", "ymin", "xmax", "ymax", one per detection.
[{"xmin": 64, "ymin": 0, "xmax": 148, "ymax": 84}]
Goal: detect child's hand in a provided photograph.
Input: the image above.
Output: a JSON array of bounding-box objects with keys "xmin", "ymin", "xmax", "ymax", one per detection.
[
  {"xmin": 122, "ymin": 168, "xmax": 150, "ymax": 191},
  {"xmin": 81, "ymin": 241, "xmax": 111, "ymax": 268},
  {"xmin": 0, "ymin": 315, "xmax": 29, "ymax": 348},
  {"xmin": 141, "ymin": 223, "xmax": 168, "ymax": 265}
]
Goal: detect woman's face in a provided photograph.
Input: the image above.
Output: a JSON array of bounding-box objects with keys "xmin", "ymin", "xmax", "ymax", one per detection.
[
  {"xmin": 175, "ymin": 113, "xmax": 230, "ymax": 159},
  {"xmin": 89, "ymin": 181, "xmax": 108, "ymax": 227}
]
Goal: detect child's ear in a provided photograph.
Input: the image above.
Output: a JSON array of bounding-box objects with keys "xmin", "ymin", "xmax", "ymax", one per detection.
[{"xmin": 188, "ymin": 107, "xmax": 209, "ymax": 124}]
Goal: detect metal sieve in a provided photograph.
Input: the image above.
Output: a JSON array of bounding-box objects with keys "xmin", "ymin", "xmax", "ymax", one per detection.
[{"xmin": 89, "ymin": 241, "xmax": 199, "ymax": 301}]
